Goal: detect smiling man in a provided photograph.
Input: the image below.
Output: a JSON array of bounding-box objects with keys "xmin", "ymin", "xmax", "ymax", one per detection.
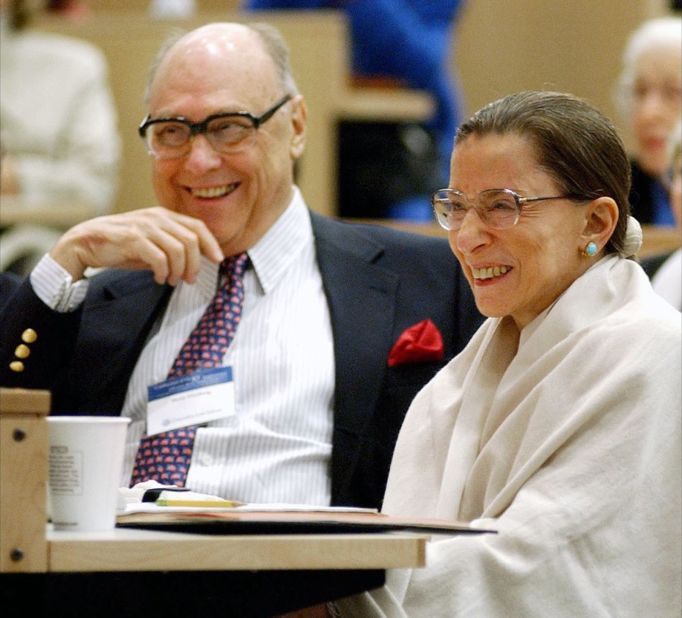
[{"xmin": 0, "ymin": 22, "xmax": 481, "ymax": 508}]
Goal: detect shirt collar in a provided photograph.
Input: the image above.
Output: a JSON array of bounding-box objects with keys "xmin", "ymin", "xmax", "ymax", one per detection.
[
  {"xmin": 248, "ymin": 186, "xmax": 313, "ymax": 294},
  {"xmin": 190, "ymin": 185, "xmax": 312, "ymax": 298}
]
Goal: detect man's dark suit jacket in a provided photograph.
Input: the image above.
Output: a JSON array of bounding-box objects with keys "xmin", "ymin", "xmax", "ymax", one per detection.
[{"xmin": 0, "ymin": 211, "xmax": 482, "ymax": 509}]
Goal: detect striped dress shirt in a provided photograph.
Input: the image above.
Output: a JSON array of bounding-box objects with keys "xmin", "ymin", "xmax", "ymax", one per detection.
[{"xmin": 34, "ymin": 189, "xmax": 336, "ymax": 505}]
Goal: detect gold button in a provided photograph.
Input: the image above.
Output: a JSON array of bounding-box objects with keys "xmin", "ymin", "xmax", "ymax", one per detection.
[
  {"xmin": 14, "ymin": 344, "xmax": 30, "ymax": 359},
  {"xmin": 9, "ymin": 361, "xmax": 25, "ymax": 372},
  {"xmin": 21, "ymin": 329, "xmax": 38, "ymax": 344}
]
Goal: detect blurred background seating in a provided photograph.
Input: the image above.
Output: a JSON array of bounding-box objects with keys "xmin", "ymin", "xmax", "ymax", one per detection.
[
  {"xmin": 244, "ymin": 0, "xmax": 466, "ymax": 223},
  {"xmin": 2, "ymin": 0, "xmax": 679, "ymax": 270},
  {"xmin": 0, "ymin": 0, "xmax": 121, "ymax": 275}
]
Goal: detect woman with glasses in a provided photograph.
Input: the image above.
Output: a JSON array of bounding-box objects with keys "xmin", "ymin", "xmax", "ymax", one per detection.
[{"xmin": 322, "ymin": 91, "xmax": 681, "ymax": 617}]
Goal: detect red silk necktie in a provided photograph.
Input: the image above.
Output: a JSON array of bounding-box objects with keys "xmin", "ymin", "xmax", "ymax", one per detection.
[{"xmin": 130, "ymin": 253, "xmax": 248, "ymax": 487}]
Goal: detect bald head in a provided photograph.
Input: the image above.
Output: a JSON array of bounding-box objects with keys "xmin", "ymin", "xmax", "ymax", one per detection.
[{"xmin": 146, "ymin": 22, "xmax": 298, "ymax": 105}]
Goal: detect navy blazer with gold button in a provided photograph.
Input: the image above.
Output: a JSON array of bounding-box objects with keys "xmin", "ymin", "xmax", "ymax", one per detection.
[{"xmin": 0, "ymin": 212, "xmax": 482, "ymax": 509}]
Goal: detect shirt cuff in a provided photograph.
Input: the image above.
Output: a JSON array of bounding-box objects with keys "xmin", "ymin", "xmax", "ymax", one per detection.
[{"xmin": 30, "ymin": 253, "xmax": 89, "ymax": 312}]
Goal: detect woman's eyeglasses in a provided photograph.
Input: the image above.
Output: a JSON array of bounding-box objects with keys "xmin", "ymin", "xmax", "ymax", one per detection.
[{"xmin": 431, "ymin": 188, "xmax": 590, "ymax": 231}]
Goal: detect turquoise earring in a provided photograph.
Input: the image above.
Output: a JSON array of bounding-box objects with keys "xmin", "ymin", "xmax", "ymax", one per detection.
[{"xmin": 583, "ymin": 241, "xmax": 598, "ymax": 257}]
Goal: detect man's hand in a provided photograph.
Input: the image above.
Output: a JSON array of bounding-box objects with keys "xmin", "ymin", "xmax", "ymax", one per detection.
[{"xmin": 50, "ymin": 207, "xmax": 224, "ymax": 284}]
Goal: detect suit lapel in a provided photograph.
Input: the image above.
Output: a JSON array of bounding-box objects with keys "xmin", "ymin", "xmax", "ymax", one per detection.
[
  {"xmin": 311, "ymin": 213, "xmax": 399, "ymax": 499},
  {"xmin": 71, "ymin": 271, "xmax": 171, "ymax": 413}
]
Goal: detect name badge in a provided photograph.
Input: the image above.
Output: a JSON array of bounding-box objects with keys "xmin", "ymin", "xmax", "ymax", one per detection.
[{"xmin": 146, "ymin": 366, "xmax": 235, "ymax": 436}]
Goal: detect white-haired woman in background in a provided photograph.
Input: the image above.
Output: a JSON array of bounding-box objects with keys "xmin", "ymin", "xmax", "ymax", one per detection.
[
  {"xmin": 651, "ymin": 120, "xmax": 682, "ymax": 309},
  {"xmin": 615, "ymin": 16, "xmax": 682, "ymax": 226}
]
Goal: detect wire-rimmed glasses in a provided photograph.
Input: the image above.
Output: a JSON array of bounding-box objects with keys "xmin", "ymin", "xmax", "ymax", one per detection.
[{"xmin": 431, "ymin": 188, "xmax": 590, "ymax": 231}]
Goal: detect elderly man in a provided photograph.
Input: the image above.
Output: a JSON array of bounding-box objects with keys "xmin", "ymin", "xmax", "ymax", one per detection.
[{"xmin": 0, "ymin": 22, "xmax": 481, "ymax": 509}]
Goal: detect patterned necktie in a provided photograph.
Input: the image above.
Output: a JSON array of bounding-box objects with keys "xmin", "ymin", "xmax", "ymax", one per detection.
[{"xmin": 130, "ymin": 253, "xmax": 248, "ymax": 487}]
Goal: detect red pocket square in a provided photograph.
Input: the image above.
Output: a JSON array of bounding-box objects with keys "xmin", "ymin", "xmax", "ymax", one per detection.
[{"xmin": 387, "ymin": 319, "xmax": 445, "ymax": 367}]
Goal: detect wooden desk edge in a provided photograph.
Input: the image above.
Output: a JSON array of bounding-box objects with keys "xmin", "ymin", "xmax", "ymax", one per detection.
[
  {"xmin": 0, "ymin": 388, "xmax": 51, "ymax": 573},
  {"xmin": 48, "ymin": 530, "xmax": 428, "ymax": 572}
]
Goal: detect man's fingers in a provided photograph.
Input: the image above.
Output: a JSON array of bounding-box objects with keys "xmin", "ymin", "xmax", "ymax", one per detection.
[
  {"xmin": 166, "ymin": 209, "xmax": 224, "ymax": 264},
  {"xmin": 50, "ymin": 208, "xmax": 225, "ymax": 282}
]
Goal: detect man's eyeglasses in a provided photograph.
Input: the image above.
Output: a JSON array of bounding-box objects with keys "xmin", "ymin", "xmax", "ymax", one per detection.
[
  {"xmin": 138, "ymin": 94, "xmax": 292, "ymax": 160},
  {"xmin": 431, "ymin": 188, "xmax": 591, "ymax": 231}
]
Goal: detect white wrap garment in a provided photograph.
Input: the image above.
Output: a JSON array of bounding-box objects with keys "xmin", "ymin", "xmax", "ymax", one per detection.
[{"xmin": 338, "ymin": 255, "xmax": 681, "ymax": 617}]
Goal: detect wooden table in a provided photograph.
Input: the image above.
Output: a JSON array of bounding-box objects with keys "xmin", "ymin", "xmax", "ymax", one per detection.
[
  {"xmin": 47, "ymin": 526, "xmax": 425, "ymax": 573},
  {"xmin": 0, "ymin": 388, "xmax": 427, "ymax": 616},
  {"xmin": 8, "ymin": 527, "xmax": 425, "ymax": 616}
]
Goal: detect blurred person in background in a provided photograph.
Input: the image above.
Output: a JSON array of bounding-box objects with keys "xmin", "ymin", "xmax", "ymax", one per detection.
[
  {"xmin": 651, "ymin": 120, "xmax": 681, "ymax": 309},
  {"xmin": 244, "ymin": 0, "xmax": 466, "ymax": 222},
  {"xmin": 614, "ymin": 16, "xmax": 681, "ymax": 226},
  {"xmin": 0, "ymin": 0, "xmax": 120, "ymax": 274}
]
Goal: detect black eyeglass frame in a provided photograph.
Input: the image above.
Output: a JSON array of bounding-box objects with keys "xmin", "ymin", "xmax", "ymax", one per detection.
[
  {"xmin": 138, "ymin": 94, "xmax": 293, "ymax": 151},
  {"xmin": 431, "ymin": 187, "xmax": 592, "ymax": 231}
]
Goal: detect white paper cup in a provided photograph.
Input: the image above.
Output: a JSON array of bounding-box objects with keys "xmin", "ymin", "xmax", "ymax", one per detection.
[{"xmin": 47, "ymin": 416, "xmax": 131, "ymax": 532}]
